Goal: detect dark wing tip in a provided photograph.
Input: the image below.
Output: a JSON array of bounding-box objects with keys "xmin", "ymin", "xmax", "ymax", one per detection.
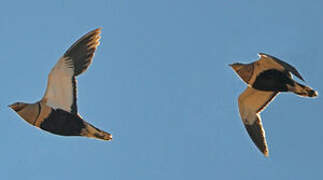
[
  {"xmin": 63, "ymin": 28, "xmax": 102, "ymax": 76},
  {"xmin": 88, "ymin": 28, "xmax": 102, "ymax": 39},
  {"xmin": 258, "ymin": 52, "xmax": 305, "ymax": 82},
  {"xmin": 258, "ymin": 52, "xmax": 267, "ymax": 57},
  {"xmin": 258, "ymin": 52, "xmax": 278, "ymax": 61},
  {"xmin": 244, "ymin": 118, "xmax": 269, "ymax": 157}
]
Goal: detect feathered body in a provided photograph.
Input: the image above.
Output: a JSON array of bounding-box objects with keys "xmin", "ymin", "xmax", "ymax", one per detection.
[
  {"xmin": 230, "ymin": 53, "xmax": 317, "ymax": 156},
  {"xmin": 9, "ymin": 28, "xmax": 112, "ymax": 141}
]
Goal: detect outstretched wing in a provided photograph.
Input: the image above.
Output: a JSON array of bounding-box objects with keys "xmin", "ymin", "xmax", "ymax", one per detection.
[
  {"xmin": 42, "ymin": 28, "xmax": 101, "ymax": 114},
  {"xmin": 238, "ymin": 87, "xmax": 278, "ymax": 156},
  {"xmin": 258, "ymin": 53, "xmax": 304, "ymax": 81}
]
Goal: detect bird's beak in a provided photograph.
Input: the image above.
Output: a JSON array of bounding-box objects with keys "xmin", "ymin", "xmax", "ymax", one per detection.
[
  {"xmin": 8, "ymin": 104, "xmax": 15, "ymax": 111},
  {"xmin": 228, "ymin": 64, "xmax": 233, "ymax": 67},
  {"xmin": 8, "ymin": 104, "xmax": 18, "ymax": 111}
]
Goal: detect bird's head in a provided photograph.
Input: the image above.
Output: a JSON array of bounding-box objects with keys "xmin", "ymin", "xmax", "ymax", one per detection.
[
  {"xmin": 9, "ymin": 102, "xmax": 40, "ymax": 125},
  {"xmin": 229, "ymin": 62, "xmax": 254, "ymax": 84},
  {"xmin": 9, "ymin": 102, "xmax": 28, "ymax": 112},
  {"xmin": 229, "ymin": 63, "xmax": 246, "ymax": 72}
]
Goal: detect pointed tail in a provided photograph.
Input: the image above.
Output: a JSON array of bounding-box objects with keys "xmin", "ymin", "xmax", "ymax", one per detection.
[
  {"xmin": 81, "ymin": 121, "xmax": 112, "ymax": 141},
  {"xmin": 288, "ymin": 82, "xmax": 318, "ymax": 98}
]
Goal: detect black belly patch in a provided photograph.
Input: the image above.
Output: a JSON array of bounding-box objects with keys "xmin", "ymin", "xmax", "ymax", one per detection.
[
  {"xmin": 253, "ymin": 69, "xmax": 294, "ymax": 91},
  {"xmin": 40, "ymin": 109, "xmax": 85, "ymax": 136}
]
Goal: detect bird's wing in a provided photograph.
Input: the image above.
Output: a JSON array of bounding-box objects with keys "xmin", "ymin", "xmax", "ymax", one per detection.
[
  {"xmin": 238, "ymin": 87, "xmax": 278, "ymax": 156},
  {"xmin": 258, "ymin": 53, "xmax": 304, "ymax": 81},
  {"xmin": 42, "ymin": 28, "xmax": 101, "ymax": 114}
]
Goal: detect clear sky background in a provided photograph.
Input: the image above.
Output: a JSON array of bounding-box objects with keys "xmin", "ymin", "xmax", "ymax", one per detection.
[{"xmin": 1, "ymin": 0, "xmax": 323, "ymax": 179}]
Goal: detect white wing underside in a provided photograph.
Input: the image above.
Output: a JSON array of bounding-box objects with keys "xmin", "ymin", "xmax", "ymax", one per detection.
[
  {"xmin": 238, "ymin": 87, "xmax": 278, "ymax": 156},
  {"xmin": 41, "ymin": 28, "xmax": 102, "ymax": 113},
  {"xmin": 43, "ymin": 57, "xmax": 74, "ymax": 112},
  {"xmin": 238, "ymin": 87, "xmax": 278, "ymax": 125}
]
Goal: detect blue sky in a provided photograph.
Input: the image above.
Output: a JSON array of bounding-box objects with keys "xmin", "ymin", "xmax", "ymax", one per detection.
[{"xmin": 1, "ymin": 0, "xmax": 323, "ymax": 179}]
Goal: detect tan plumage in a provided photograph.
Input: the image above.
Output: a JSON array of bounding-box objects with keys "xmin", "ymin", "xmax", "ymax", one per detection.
[
  {"xmin": 9, "ymin": 28, "xmax": 112, "ymax": 141},
  {"xmin": 230, "ymin": 53, "xmax": 318, "ymax": 156},
  {"xmin": 238, "ymin": 87, "xmax": 278, "ymax": 156},
  {"xmin": 231, "ymin": 53, "xmax": 305, "ymax": 86}
]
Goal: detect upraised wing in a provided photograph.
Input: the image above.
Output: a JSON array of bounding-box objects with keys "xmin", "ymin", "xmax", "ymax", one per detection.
[
  {"xmin": 42, "ymin": 28, "xmax": 101, "ymax": 114},
  {"xmin": 238, "ymin": 87, "xmax": 278, "ymax": 156},
  {"xmin": 258, "ymin": 53, "xmax": 305, "ymax": 81}
]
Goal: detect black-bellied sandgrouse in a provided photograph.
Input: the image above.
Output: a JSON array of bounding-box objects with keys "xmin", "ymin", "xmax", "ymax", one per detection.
[
  {"xmin": 230, "ymin": 53, "xmax": 317, "ymax": 156},
  {"xmin": 9, "ymin": 28, "xmax": 112, "ymax": 141}
]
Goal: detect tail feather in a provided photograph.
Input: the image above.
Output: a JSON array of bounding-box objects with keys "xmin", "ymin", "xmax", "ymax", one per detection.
[
  {"xmin": 288, "ymin": 82, "xmax": 318, "ymax": 98},
  {"xmin": 81, "ymin": 121, "xmax": 112, "ymax": 141}
]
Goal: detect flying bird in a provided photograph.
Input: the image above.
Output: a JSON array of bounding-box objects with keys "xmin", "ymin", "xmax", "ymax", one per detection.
[
  {"xmin": 9, "ymin": 28, "xmax": 112, "ymax": 141},
  {"xmin": 230, "ymin": 53, "xmax": 318, "ymax": 156}
]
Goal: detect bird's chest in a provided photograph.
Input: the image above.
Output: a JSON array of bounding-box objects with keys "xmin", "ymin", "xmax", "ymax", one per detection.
[{"xmin": 39, "ymin": 109, "xmax": 85, "ymax": 136}]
